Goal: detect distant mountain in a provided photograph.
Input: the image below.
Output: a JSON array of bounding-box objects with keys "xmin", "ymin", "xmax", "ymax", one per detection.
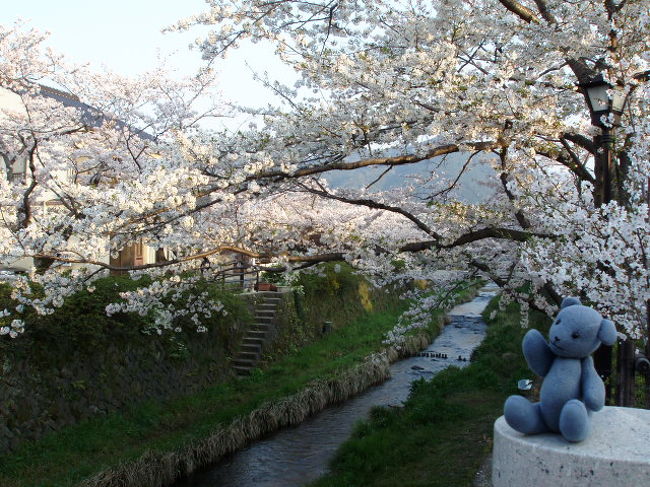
[{"xmin": 324, "ymin": 150, "xmax": 496, "ymax": 203}]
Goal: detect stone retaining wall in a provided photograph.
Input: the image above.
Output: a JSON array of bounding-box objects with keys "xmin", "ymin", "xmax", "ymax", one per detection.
[
  {"xmin": 0, "ymin": 275, "xmax": 392, "ymax": 455},
  {"xmin": 0, "ymin": 300, "xmax": 252, "ymax": 454}
]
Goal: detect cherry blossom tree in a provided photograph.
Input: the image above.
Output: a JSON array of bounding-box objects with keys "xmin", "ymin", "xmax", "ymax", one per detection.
[
  {"xmin": 0, "ymin": 22, "xmax": 417, "ymax": 337},
  {"xmin": 169, "ymin": 0, "xmax": 649, "ymax": 402},
  {"xmin": 0, "ymin": 21, "xmax": 228, "ymax": 333},
  {"xmin": 1, "ymin": 0, "xmax": 648, "ymax": 405}
]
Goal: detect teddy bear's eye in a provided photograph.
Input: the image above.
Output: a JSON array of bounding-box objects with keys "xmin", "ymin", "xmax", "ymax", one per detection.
[{"xmin": 571, "ymin": 331, "xmax": 580, "ymax": 339}]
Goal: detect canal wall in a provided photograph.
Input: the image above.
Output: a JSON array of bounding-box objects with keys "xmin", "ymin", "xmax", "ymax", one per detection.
[
  {"xmin": 0, "ymin": 265, "xmax": 396, "ymax": 455},
  {"xmin": 0, "ymin": 287, "xmax": 251, "ymax": 454},
  {"xmin": 79, "ymin": 331, "xmax": 434, "ymax": 487}
]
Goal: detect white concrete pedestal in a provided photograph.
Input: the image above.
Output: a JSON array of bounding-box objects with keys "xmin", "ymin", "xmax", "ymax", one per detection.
[{"xmin": 493, "ymin": 407, "xmax": 650, "ymax": 487}]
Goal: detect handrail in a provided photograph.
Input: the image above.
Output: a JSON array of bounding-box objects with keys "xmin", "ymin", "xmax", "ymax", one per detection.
[{"xmin": 210, "ymin": 260, "xmax": 260, "ymax": 290}]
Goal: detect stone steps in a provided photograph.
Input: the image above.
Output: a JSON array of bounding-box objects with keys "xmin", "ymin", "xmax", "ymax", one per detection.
[
  {"xmin": 232, "ymin": 357, "xmax": 256, "ymax": 368},
  {"xmin": 250, "ymin": 324, "xmax": 270, "ymax": 332},
  {"xmin": 232, "ymin": 291, "xmax": 282, "ymax": 376},
  {"xmin": 255, "ymin": 315, "xmax": 274, "ymax": 324},
  {"xmin": 245, "ymin": 330, "xmax": 267, "ymax": 340},
  {"xmin": 240, "ymin": 343, "xmax": 262, "ymax": 353},
  {"xmin": 232, "ymin": 365, "xmax": 253, "ymax": 376},
  {"xmin": 256, "ymin": 311, "xmax": 276, "ymax": 318}
]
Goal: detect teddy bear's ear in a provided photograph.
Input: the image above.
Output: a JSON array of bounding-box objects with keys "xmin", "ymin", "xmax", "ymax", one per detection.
[
  {"xmin": 561, "ymin": 297, "xmax": 581, "ymax": 309},
  {"xmin": 598, "ymin": 319, "xmax": 617, "ymax": 346}
]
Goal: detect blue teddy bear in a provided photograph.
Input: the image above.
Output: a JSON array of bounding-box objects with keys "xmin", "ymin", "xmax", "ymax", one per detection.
[{"xmin": 504, "ymin": 297, "xmax": 617, "ymax": 442}]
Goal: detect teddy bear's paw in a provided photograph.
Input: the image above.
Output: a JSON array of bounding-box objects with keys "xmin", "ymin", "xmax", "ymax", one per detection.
[
  {"xmin": 504, "ymin": 395, "xmax": 548, "ymax": 434},
  {"xmin": 559, "ymin": 399, "xmax": 591, "ymax": 442}
]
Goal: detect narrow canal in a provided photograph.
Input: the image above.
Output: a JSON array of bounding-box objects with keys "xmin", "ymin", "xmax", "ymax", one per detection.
[{"xmin": 174, "ymin": 286, "xmax": 496, "ymax": 487}]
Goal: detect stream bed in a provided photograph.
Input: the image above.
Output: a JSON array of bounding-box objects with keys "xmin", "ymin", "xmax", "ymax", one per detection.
[{"xmin": 174, "ymin": 286, "xmax": 496, "ymax": 487}]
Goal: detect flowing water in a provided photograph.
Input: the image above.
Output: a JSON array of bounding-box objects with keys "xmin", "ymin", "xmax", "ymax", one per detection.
[{"xmin": 174, "ymin": 287, "xmax": 496, "ymax": 487}]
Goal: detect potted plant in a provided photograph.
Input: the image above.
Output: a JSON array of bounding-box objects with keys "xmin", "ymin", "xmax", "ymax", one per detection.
[{"xmin": 254, "ymin": 282, "xmax": 278, "ymax": 292}]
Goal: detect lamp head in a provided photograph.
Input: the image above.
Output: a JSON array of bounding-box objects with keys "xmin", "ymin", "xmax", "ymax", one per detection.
[{"xmin": 579, "ymin": 75, "xmax": 627, "ymax": 128}]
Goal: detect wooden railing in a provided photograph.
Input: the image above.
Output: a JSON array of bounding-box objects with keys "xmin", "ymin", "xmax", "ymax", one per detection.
[{"xmin": 211, "ymin": 261, "xmax": 260, "ymax": 291}]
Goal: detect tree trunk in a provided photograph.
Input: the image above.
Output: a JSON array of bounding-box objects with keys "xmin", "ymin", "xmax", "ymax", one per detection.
[
  {"xmin": 616, "ymin": 340, "xmax": 636, "ymax": 407},
  {"xmin": 592, "ymin": 132, "xmax": 641, "ymax": 407},
  {"xmin": 645, "ymin": 300, "xmax": 650, "ymax": 409},
  {"xmin": 594, "ymin": 345, "xmax": 613, "ymax": 403}
]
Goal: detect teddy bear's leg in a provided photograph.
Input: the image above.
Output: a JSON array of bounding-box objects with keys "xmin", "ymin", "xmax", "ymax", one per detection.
[
  {"xmin": 559, "ymin": 399, "xmax": 590, "ymax": 442},
  {"xmin": 504, "ymin": 395, "xmax": 549, "ymax": 434}
]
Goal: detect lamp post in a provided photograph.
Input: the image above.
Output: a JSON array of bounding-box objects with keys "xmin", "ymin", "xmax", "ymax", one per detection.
[
  {"xmin": 579, "ymin": 74, "xmax": 634, "ymax": 406},
  {"xmin": 579, "ymin": 75, "xmax": 628, "ymax": 204}
]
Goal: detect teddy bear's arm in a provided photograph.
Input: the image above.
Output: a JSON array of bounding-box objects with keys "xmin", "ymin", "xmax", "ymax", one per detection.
[
  {"xmin": 581, "ymin": 356, "xmax": 605, "ymax": 411},
  {"xmin": 523, "ymin": 329, "xmax": 554, "ymax": 377}
]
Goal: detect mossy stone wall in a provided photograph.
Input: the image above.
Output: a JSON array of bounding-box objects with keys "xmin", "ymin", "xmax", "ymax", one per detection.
[
  {"xmin": 0, "ymin": 265, "xmax": 398, "ymax": 454},
  {"xmin": 0, "ymin": 278, "xmax": 251, "ymax": 454},
  {"xmin": 0, "ymin": 331, "xmax": 234, "ymax": 451},
  {"xmin": 261, "ymin": 265, "xmax": 400, "ymax": 360}
]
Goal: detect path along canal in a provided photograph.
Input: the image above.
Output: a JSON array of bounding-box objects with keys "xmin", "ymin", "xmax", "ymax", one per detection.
[{"xmin": 174, "ymin": 287, "xmax": 496, "ymax": 487}]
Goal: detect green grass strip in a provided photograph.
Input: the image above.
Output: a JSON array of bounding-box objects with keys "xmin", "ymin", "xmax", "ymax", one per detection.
[{"xmin": 310, "ymin": 298, "xmax": 551, "ymax": 487}]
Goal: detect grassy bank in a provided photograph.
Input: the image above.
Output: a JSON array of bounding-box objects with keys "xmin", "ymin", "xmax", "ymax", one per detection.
[
  {"xmin": 0, "ymin": 305, "xmax": 405, "ymax": 487},
  {"xmin": 310, "ymin": 297, "xmax": 551, "ymax": 487},
  {"xmin": 0, "ymin": 278, "xmax": 479, "ymax": 487}
]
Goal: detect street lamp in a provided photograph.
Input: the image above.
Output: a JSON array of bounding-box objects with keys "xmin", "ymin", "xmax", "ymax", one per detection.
[
  {"xmin": 579, "ymin": 75, "xmax": 629, "ymax": 204},
  {"xmin": 579, "ymin": 74, "xmax": 635, "ymax": 405}
]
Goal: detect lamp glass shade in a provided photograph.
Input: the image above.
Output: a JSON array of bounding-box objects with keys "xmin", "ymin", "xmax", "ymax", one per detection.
[
  {"xmin": 586, "ymin": 84, "xmax": 610, "ymax": 113},
  {"xmin": 611, "ymin": 88, "xmax": 627, "ymax": 113}
]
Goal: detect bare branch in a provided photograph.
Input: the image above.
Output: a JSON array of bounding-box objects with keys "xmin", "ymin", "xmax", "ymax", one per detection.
[
  {"xmin": 498, "ymin": 0, "xmax": 541, "ymax": 23},
  {"xmin": 561, "ymin": 133, "xmax": 596, "ymax": 154},
  {"xmin": 559, "ymin": 137, "xmax": 596, "ymax": 184},
  {"xmin": 399, "ymin": 227, "xmax": 555, "ymax": 253},
  {"xmin": 298, "ymin": 183, "xmax": 441, "ymax": 239},
  {"xmin": 535, "ymin": 145, "xmax": 595, "ymax": 185},
  {"xmin": 17, "ymin": 141, "xmax": 39, "ymax": 229},
  {"xmin": 533, "ymin": 0, "xmax": 556, "ymax": 24},
  {"xmin": 470, "ymin": 259, "xmax": 507, "ymax": 287},
  {"xmin": 497, "ymin": 147, "xmax": 532, "ymax": 229},
  {"xmin": 633, "ymin": 69, "xmax": 650, "ymax": 82},
  {"xmin": 426, "ymin": 150, "xmax": 482, "ymax": 201},
  {"xmin": 260, "ymin": 141, "xmax": 499, "ymax": 180},
  {"xmin": 365, "ymin": 165, "xmax": 394, "ymax": 190},
  {"xmin": 33, "ymin": 245, "xmax": 346, "ymax": 273}
]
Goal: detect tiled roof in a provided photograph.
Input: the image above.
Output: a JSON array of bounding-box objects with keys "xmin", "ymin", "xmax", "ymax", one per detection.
[{"xmin": 37, "ymin": 84, "xmax": 153, "ymax": 140}]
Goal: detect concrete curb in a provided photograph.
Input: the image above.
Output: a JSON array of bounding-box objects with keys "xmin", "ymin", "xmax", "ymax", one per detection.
[{"xmin": 492, "ymin": 407, "xmax": 650, "ymax": 487}]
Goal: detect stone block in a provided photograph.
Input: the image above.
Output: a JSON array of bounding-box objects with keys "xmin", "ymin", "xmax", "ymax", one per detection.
[{"xmin": 493, "ymin": 407, "xmax": 650, "ymax": 487}]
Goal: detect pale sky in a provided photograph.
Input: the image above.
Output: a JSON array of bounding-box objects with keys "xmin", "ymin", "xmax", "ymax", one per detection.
[{"xmin": 3, "ymin": 0, "xmax": 295, "ymax": 128}]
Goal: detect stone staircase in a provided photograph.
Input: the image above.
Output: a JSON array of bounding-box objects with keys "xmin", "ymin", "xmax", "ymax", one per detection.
[{"xmin": 232, "ymin": 291, "xmax": 282, "ymax": 376}]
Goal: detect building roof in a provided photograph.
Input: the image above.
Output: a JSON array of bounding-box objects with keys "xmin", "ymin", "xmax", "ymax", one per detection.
[{"xmin": 37, "ymin": 84, "xmax": 154, "ymax": 140}]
